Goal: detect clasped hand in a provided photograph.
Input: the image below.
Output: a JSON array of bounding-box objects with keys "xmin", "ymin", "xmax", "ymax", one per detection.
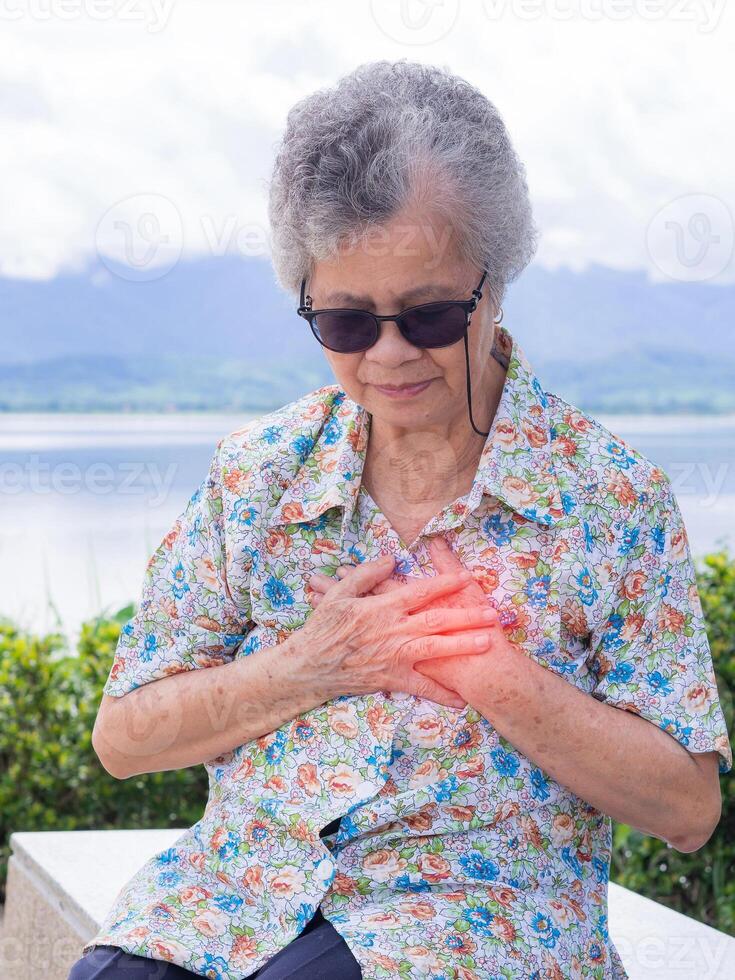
[{"xmin": 305, "ymin": 535, "xmax": 508, "ymax": 709}]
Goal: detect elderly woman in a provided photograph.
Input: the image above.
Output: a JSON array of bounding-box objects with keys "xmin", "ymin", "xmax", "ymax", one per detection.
[{"xmin": 70, "ymin": 60, "xmax": 731, "ymax": 980}]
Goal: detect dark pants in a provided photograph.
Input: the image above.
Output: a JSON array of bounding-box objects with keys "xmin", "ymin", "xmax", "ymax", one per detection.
[
  {"xmin": 67, "ymin": 819, "xmax": 362, "ymax": 979},
  {"xmin": 67, "ymin": 909, "xmax": 361, "ymax": 978}
]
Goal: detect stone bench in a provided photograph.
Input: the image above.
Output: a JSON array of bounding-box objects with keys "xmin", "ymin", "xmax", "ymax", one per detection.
[{"xmin": 2, "ymin": 829, "xmax": 734, "ymax": 979}]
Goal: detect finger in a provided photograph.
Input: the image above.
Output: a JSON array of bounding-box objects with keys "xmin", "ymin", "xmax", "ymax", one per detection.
[
  {"xmin": 427, "ymin": 539, "xmax": 480, "ymax": 594},
  {"xmin": 395, "ymin": 570, "xmax": 474, "ymax": 613},
  {"xmin": 370, "ymin": 577, "xmax": 404, "ymax": 596},
  {"xmin": 307, "ymin": 573, "xmax": 332, "ymax": 593},
  {"xmin": 337, "ymin": 553, "xmax": 396, "ymax": 597},
  {"xmin": 406, "ymin": 629, "xmax": 493, "ymax": 662},
  {"xmin": 408, "ymin": 604, "xmax": 500, "ymax": 636},
  {"xmin": 406, "ymin": 674, "xmax": 467, "ymax": 710},
  {"xmin": 426, "ymin": 535, "xmax": 463, "ymax": 575}
]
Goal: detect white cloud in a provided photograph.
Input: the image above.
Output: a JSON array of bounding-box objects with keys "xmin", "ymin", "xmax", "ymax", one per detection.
[{"xmin": 0, "ymin": 0, "xmax": 733, "ymax": 282}]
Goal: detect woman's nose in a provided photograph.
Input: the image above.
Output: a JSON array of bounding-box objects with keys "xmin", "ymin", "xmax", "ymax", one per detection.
[{"xmin": 362, "ymin": 320, "xmax": 424, "ymax": 363}]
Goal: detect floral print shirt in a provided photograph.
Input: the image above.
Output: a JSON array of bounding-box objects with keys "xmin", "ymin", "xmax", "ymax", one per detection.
[{"xmin": 85, "ymin": 325, "xmax": 732, "ymax": 980}]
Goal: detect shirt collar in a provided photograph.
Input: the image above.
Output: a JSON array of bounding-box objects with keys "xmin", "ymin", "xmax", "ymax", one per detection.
[{"xmin": 270, "ymin": 325, "xmax": 566, "ymax": 539}]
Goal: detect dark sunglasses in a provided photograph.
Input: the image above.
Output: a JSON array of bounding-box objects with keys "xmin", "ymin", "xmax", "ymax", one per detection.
[{"xmin": 296, "ymin": 267, "xmax": 489, "ymax": 353}]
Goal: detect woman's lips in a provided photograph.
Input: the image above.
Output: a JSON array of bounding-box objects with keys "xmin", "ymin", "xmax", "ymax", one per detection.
[{"xmin": 373, "ymin": 379, "xmax": 434, "ymax": 398}]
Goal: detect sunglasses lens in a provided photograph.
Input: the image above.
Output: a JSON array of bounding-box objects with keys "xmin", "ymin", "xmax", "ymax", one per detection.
[
  {"xmin": 400, "ymin": 303, "xmax": 468, "ymax": 347},
  {"xmin": 311, "ymin": 311, "xmax": 376, "ymax": 352},
  {"xmin": 308, "ymin": 303, "xmax": 468, "ymax": 351}
]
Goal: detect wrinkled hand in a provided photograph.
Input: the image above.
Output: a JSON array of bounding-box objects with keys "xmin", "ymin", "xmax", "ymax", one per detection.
[{"xmin": 307, "ymin": 536, "xmax": 506, "ymax": 703}]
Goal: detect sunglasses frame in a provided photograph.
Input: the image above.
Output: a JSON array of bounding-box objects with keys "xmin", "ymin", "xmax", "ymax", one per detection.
[{"xmin": 296, "ymin": 267, "xmax": 489, "ymax": 353}]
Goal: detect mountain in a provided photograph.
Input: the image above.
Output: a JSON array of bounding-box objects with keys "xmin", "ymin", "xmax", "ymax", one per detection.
[
  {"xmin": 0, "ymin": 255, "xmax": 316, "ymax": 365},
  {"xmin": 0, "ymin": 257, "xmax": 733, "ymax": 412}
]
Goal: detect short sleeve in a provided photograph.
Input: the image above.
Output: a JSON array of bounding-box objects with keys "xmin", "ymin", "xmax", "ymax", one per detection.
[
  {"xmin": 103, "ymin": 440, "xmax": 254, "ymax": 698},
  {"xmin": 587, "ymin": 478, "xmax": 733, "ymax": 775}
]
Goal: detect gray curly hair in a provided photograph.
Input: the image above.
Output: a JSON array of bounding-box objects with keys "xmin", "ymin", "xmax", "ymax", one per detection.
[{"xmin": 266, "ymin": 59, "xmax": 538, "ymax": 309}]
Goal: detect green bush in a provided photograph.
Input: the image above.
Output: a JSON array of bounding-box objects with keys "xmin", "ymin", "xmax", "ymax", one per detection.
[
  {"xmin": 0, "ymin": 607, "xmax": 208, "ymax": 906},
  {"xmin": 610, "ymin": 549, "xmax": 734, "ymax": 935},
  {"xmin": 1, "ymin": 552, "xmax": 733, "ymax": 930}
]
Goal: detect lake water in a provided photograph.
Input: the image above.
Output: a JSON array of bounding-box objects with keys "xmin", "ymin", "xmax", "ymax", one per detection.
[{"xmin": 1, "ymin": 411, "xmax": 733, "ymax": 644}]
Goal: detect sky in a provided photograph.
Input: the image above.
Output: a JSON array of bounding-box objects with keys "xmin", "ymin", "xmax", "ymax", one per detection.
[{"xmin": 1, "ymin": 0, "xmax": 734, "ymax": 286}]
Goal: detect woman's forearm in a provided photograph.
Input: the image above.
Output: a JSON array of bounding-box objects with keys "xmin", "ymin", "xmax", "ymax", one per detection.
[
  {"xmin": 92, "ymin": 637, "xmax": 325, "ymax": 779},
  {"xmin": 420, "ymin": 642, "xmax": 721, "ymax": 852}
]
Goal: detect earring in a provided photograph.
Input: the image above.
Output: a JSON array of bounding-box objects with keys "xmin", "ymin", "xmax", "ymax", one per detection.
[{"xmin": 494, "ymin": 307, "xmax": 504, "ymax": 324}]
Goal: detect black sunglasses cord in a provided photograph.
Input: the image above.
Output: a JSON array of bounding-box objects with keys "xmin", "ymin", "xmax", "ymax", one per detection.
[{"xmin": 464, "ymin": 331, "xmax": 490, "ymax": 438}]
